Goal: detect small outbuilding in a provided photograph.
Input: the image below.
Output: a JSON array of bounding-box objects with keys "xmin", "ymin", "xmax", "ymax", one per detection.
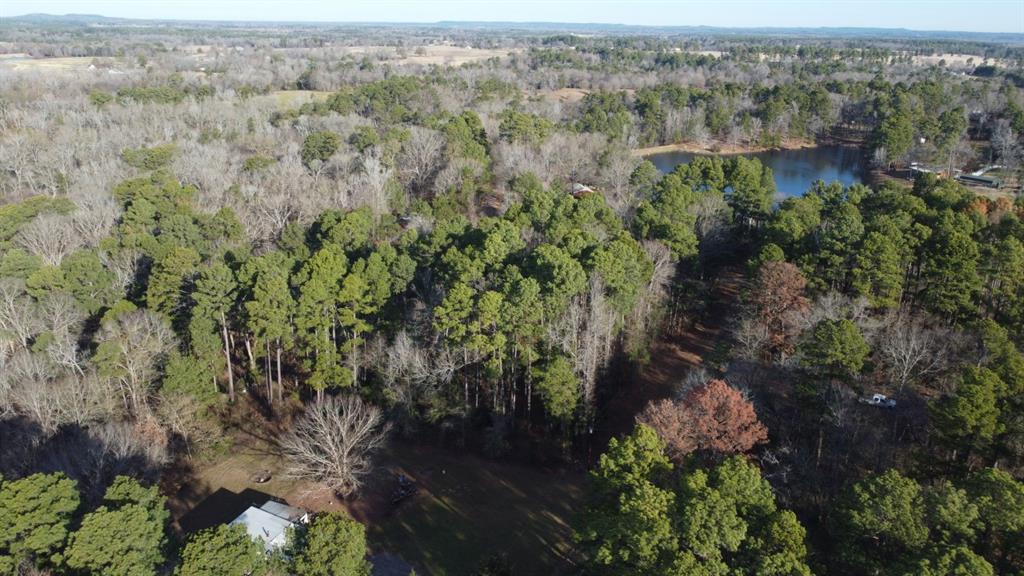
[{"xmin": 956, "ymin": 174, "xmax": 1002, "ymax": 189}]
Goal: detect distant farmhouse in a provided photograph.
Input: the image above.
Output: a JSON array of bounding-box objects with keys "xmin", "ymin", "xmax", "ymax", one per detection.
[{"xmin": 570, "ymin": 182, "xmax": 595, "ymax": 198}]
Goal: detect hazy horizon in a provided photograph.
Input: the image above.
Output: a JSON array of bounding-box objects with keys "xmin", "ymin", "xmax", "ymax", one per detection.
[{"xmin": 3, "ymin": 0, "xmax": 1023, "ymax": 35}]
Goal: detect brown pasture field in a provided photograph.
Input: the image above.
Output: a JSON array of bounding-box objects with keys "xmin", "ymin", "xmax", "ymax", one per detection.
[
  {"xmin": 0, "ymin": 56, "xmax": 98, "ymax": 71},
  {"xmin": 267, "ymin": 89, "xmax": 333, "ymax": 108},
  {"xmin": 543, "ymin": 87, "xmax": 590, "ymax": 103},
  {"xmin": 909, "ymin": 52, "xmax": 1007, "ymax": 67},
  {"xmin": 338, "ymin": 44, "xmax": 518, "ymax": 66}
]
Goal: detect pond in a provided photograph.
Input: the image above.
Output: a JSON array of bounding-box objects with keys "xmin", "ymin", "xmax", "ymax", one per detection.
[{"xmin": 645, "ymin": 145, "xmax": 869, "ymax": 200}]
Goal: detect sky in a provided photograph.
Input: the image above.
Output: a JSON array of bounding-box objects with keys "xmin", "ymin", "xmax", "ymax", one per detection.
[{"xmin": 2, "ymin": 0, "xmax": 1023, "ymax": 34}]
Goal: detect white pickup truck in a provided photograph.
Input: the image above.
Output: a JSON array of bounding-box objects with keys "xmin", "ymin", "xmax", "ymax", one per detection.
[{"xmin": 859, "ymin": 393, "xmax": 897, "ymax": 408}]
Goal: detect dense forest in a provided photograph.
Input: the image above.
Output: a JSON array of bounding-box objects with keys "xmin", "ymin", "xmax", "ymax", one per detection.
[{"xmin": 1, "ymin": 14, "xmax": 1023, "ymax": 576}]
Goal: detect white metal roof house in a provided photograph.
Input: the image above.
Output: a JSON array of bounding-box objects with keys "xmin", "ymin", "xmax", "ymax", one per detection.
[
  {"xmin": 230, "ymin": 500, "xmax": 309, "ymax": 552},
  {"xmin": 570, "ymin": 182, "xmax": 595, "ymax": 197}
]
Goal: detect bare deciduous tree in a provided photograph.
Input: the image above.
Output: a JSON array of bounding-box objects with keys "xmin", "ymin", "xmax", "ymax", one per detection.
[
  {"xmin": 547, "ymin": 277, "xmax": 617, "ymax": 413},
  {"xmin": 598, "ymin": 146, "xmax": 639, "ymax": 217},
  {"xmin": 691, "ymin": 193, "xmax": 732, "ymax": 241},
  {"xmin": 70, "ymin": 195, "xmax": 120, "ymax": 249},
  {"xmin": 95, "ymin": 309, "xmax": 177, "ymax": 415},
  {"xmin": 4, "ymin": 351, "xmax": 62, "ymax": 434},
  {"xmin": 38, "ymin": 420, "xmax": 169, "ymax": 502},
  {"xmin": 280, "ymin": 395, "xmax": 389, "ymax": 497},
  {"xmin": 53, "ymin": 371, "xmax": 118, "ymax": 428},
  {"xmin": 373, "ymin": 331, "xmax": 463, "ymax": 404},
  {"xmin": 0, "ymin": 278, "xmax": 42, "ymax": 350},
  {"xmin": 545, "ymin": 131, "xmax": 603, "ymax": 184},
  {"xmin": 399, "ymin": 126, "xmax": 446, "ymax": 196},
  {"xmin": 824, "ymin": 382, "xmax": 858, "ymax": 430},
  {"xmin": 99, "ymin": 249, "xmax": 140, "ymax": 293},
  {"xmin": 16, "ymin": 213, "xmax": 84, "ymax": 266},
  {"xmin": 624, "ymin": 240, "xmax": 674, "ymax": 355},
  {"xmin": 1, "ymin": 350, "xmax": 118, "ymax": 434},
  {"xmin": 734, "ymin": 315, "xmax": 771, "ymax": 361},
  {"xmin": 877, "ymin": 312, "xmax": 950, "ymax": 393},
  {"xmin": 38, "ymin": 291, "xmax": 85, "ymax": 336},
  {"xmin": 156, "ymin": 392, "xmax": 222, "ymax": 456},
  {"xmin": 991, "ymin": 119, "xmax": 1020, "ymax": 169},
  {"xmin": 45, "ymin": 328, "xmax": 85, "ymax": 376},
  {"xmin": 353, "ymin": 149, "xmax": 394, "ymax": 220}
]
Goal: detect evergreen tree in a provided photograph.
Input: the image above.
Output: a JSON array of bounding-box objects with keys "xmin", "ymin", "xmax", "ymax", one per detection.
[
  {"xmin": 176, "ymin": 524, "xmax": 269, "ymax": 576},
  {"xmin": 0, "ymin": 473, "xmax": 80, "ymax": 569},
  {"xmin": 532, "ymin": 354, "xmax": 578, "ymax": 421},
  {"xmin": 301, "ymin": 131, "xmax": 342, "ymax": 177},
  {"xmin": 931, "ymin": 366, "xmax": 1004, "ymax": 459},
  {"xmin": 920, "ymin": 211, "xmax": 981, "ymax": 321},
  {"xmin": 835, "ymin": 469, "xmax": 929, "ymax": 575},
  {"xmin": 291, "ymin": 512, "xmax": 372, "ymax": 576},
  {"xmin": 635, "ymin": 169, "xmax": 698, "ymax": 259},
  {"xmin": 677, "ymin": 456, "xmax": 812, "ymax": 575},
  {"xmin": 191, "ymin": 263, "xmax": 239, "ymax": 401},
  {"xmin": 800, "ymin": 318, "xmax": 870, "ymax": 378},
  {"xmin": 576, "ymin": 425, "xmax": 678, "ymax": 576},
  {"xmin": 852, "ymin": 230, "xmax": 905, "ymax": 308},
  {"xmin": 146, "ymin": 246, "xmax": 200, "ymax": 322},
  {"xmin": 294, "ymin": 244, "xmax": 350, "ymax": 397},
  {"xmin": 243, "ymin": 254, "xmax": 295, "ymax": 404},
  {"xmin": 66, "ymin": 477, "xmax": 169, "ymax": 576},
  {"xmin": 726, "ymin": 156, "xmax": 776, "ymax": 225}
]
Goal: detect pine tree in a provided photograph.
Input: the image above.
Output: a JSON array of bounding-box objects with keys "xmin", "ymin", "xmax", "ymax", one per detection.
[
  {"xmin": 295, "ymin": 245, "xmax": 349, "ymax": 399},
  {"xmin": 576, "ymin": 425, "xmax": 678, "ymax": 576},
  {"xmin": 920, "ymin": 211, "xmax": 981, "ymax": 322},
  {"xmin": 192, "ymin": 263, "xmax": 238, "ymax": 400},
  {"xmin": 175, "ymin": 524, "xmax": 269, "ymax": 576},
  {"xmin": 852, "ymin": 230, "xmax": 905, "ymax": 308},
  {"xmin": 0, "ymin": 473, "xmax": 80, "ymax": 569},
  {"xmin": 291, "ymin": 512, "xmax": 372, "ymax": 576},
  {"xmin": 244, "ymin": 254, "xmax": 295, "ymax": 405},
  {"xmin": 66, "ymin": 477, "xmax": 169, "ymax": 576}
]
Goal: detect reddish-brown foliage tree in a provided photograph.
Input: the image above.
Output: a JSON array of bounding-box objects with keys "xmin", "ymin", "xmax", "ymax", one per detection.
[
  {"xmin": 749, "ymin": 261, "xmax": 810, "ymax": 361},
  {"xmin": 638, "ymin": 379, "xmax": 768, "ymax": 461}
]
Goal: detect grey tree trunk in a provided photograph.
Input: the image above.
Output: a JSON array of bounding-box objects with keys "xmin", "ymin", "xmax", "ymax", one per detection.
[
  {"xmin": 221, "ymin": 311, "xmax": 235, "ymax": 402},
  {"xmin": 276, "ymin": 341, "xmax": 283, "ymax": 404}
]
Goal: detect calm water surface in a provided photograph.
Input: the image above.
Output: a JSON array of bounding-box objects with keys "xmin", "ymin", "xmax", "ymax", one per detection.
[{"xmin": 646, "ymin": 145, "xmax": 869, "ymax": 200}]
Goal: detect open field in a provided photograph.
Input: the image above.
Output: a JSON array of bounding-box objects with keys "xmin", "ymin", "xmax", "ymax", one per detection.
[
  {"xmin": 267, "ymin": 89, "xmax": 333, "ymax": 107},
  {"xmin": 541, "ymin": 87, "xmax": 590, "ymax": 103},
  {"xmin": 169, "ymin": 432, "xmax": 585, "ymax": 576},
  {"xmin": 337, "ymin": 44, "xmax": 518, "ymax": 66},
  {"xmin": 0, "ymin": 56, "xmax": 100, "ymax": 71},
  {"xmin": 358, "ymin": 443, "xmax": 585, "ymax": 576},
  {"xmin": 909, "ymin": 52, "xmax": 1009, "ymax": 67}
]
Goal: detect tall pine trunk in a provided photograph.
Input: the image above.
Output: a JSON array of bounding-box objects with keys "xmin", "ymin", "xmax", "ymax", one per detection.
[
  {"xmin": 245, "ymin": 336, "xmax": 256, "ymax": 372},
  {"xmin": 221, "ymin": 311, "xmax": 235, "ymax": 402},
  {"xmin": 264, "ymin": 340, "xmax": 272, "ymax": 406},
  {"xmin": 276, "ymin": 340, "xmax": 283, "ymax": 404}
]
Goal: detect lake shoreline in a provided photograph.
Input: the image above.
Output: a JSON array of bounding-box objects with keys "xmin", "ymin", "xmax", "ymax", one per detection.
[
  {"xmin": 632, "ymin": 138, "xmax": 818, "ymax": 157},
  {"xmin": 643, "ymin": 143, "xmax": 872, "ymax": 197}
]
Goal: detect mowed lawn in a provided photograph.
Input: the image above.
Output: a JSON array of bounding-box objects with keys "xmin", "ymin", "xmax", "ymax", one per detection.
[{"xmin": 359, "ymin": 442, "xmax": 587, "ymax": 576}]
